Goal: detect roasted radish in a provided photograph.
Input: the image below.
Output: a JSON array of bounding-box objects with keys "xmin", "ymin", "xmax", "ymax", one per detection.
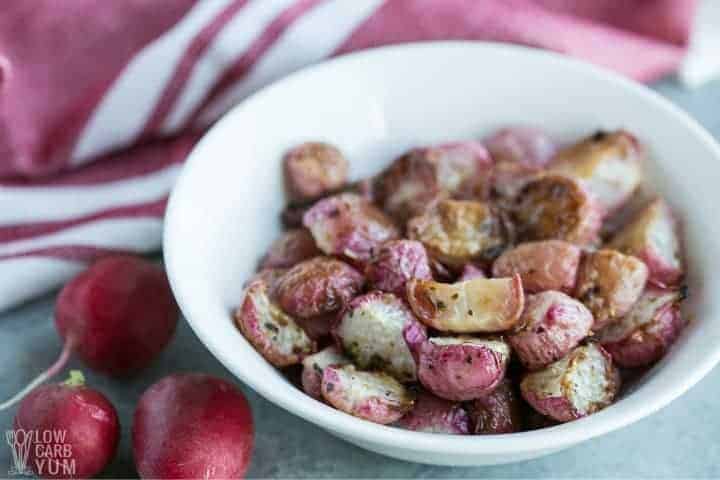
[
  {"xmin": 406, "ymin": 276, "xmax": 524, "ymax": 333},
  {"xmin": 321, "ymin": 365, "xmax": 414, "ymax": 424},
  {"xmin": 512, "ymin": 175, "xmax": 603, "ymax": 245},
  {"xmin": 520, "ymin": 343, "xmax": 620, "ymax": 422},
  {"xmin": 575, "ymin": 249, "xmax": 648, "ymax": 329},
  {"xmin": 301, "ymin": 346, "xmax": 351, "ymax": 400},
  {"xmin": 275, "ymin": 257, "xmax": 364, "ymax": 319},
  {"xmin": 375, "ymin": 142, "xmax": 493, "ymax": 221},
  {"xmin": 397, "ymin": 391, "xmax": 470, "ymax": 434},
  {"xmin": 417, "ymin": 336, "xmax": 511, "ymax": 401},
  {"xmin": 234, "ymin": 278, "xmax": 316, "ymax": 367},
  {"xmin": 408, "ymin": 199, "xmax": 506, "ymax": 269},
  {"xmin": 485, "ymin": 126, "xmax": 556, "ymax": 198},
  {"xmin": 303, "ymin": 193, "xmax": 399, "ymax": 263},
  {"xmin": 492, "ymin": 240, "xmax": 581, "ymax": 294},
  {"xmin": 364, "ymin": 240, "xmax": 433, "ymax": 298},
  {"xmin": 284, "ymin": 142, "xmax": 348, "ymax": 203},
  {"xmin": 508, "ymin": 291, "xmax": 594, "ymax": 370},
  {"xmin": 609, "ymin": 199, "xmax": 683, "ymax": 287},
  {"xmin": 467, "ymin": 379, "xmax": 523, "ymax": 434},
  {"xmin": 548, "ymin": 130, "xmax": 642, "ymax": 213},
  {"xmin": 598, "ymin": 288, "xmax": 686, "ymax": 367},
  {"xmin": 335, "ymin": 292, "xmax": 426, "ymax": 382}
]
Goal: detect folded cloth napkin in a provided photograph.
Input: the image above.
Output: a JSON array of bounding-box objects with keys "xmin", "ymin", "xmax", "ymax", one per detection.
[{"xmin": 0, "ymin": 0, "xmax": 698, "ymax": 311}]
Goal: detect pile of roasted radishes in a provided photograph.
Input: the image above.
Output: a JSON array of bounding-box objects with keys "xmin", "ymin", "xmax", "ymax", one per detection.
[{"xmin": 235, "ymin": 128, "xmax": 687, "ymax": 433}]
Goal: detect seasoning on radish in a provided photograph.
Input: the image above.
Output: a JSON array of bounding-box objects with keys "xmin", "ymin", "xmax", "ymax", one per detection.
[
  {"xmin": 132, "ymin": 373, "xmax": 254, "ymax": 479},
  {"xmin": 0, "ymin": 255, "xmax": 179, "ymax": 410},
  {"xmin": 13, "ymin": 371, "xmax": 120, "ymax": 479}
]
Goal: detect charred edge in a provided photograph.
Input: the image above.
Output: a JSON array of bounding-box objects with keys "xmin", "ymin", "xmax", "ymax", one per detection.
[
  {"xmin": 679, "ymin": 285, "xmax": 689, "ymax": 301},
  {"xmin": 591, "ymin": 130, "xmax": 608, "ymax": 142}
]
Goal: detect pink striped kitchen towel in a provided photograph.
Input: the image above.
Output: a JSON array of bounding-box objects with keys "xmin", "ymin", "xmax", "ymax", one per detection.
[{"xmin": 0, "ymin": 0, "xmax": 698, "ymax": 311}]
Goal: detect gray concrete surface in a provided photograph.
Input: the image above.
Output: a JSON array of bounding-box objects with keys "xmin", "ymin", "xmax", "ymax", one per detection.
[{"xmin": 1, "ymin": 77, "xmax": 719, "ymax": 478}]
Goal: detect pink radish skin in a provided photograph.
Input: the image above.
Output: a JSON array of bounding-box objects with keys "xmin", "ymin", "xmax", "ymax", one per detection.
[
  {"xmin": 484, "ymin": 126, "xmax": 557, "ymax": 198},
  {"xmin": 397, "ymin": 391, "xmax": 470, "ymax": 434},
  {"xmin": 458, "ymin": 264, "xmax": 486, "ymax": 281},
  {"xmin": 1, "ymin": 255, "xmax": 179, "ymax": 411},
  {"xmin": 13, "ymin": 372, "xmax": 120, "ymax": 479},
  {"xmin": 133, "ymin": 374, "xmax": 254, "ymax": 479},
  {"xmin": 55, "ymin": 255, "xmax": 178, "ymax": 375},
  {"xmin": 364, "ymin": 240, "xmax": 433, "ymax": 298},
  {"xmin": 468, "ymin": 380, "xmax": 523, "ymax": 434}
]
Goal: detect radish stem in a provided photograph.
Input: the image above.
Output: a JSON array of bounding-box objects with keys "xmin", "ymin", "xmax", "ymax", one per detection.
[{"xmin": 0, "ymin": 338, "xmax": 74, "ymax": 411}]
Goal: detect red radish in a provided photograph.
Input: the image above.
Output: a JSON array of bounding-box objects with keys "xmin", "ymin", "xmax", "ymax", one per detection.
[
  {"xmin": 133, "ymin": 373, "xmax": 254, "ymax": 479},
  {"xmin": 1, "ymin": 255, "xmax": 179, "ymax": 410},
  {"xmin": 13, "ymin": 371, "xmax": 120, "ymax": 479}
]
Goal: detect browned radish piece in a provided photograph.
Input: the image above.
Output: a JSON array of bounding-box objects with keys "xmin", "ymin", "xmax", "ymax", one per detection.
[
  {"xmin": 417, "ymin": 336, "xmax": 511, "ymax": 401},
  {"xmin": 548, "ymin": 130, "xmax": 642, "ymax": 213},
  {"xmin": 458, "ymin": 264, "xmax": 486, "ymax": 281},
  {"xmin": 467, "ymin": 380, "xmax": 523, "ymax": 434},
  {"xmin": 406, "ymin": 276, "xmax": 524, "ymax": 333},
  {"xmin": 259, "ymin": 229, "xmax": 320, "ymax": 270},
  {"xmin": 373, "ymin": 148, "xmax": 445, "ymax": 222},
  {"xmin": 234, "ymin": 279, "xmax": 316, "ymax": 367},
  {"xmin": 490, "ymin": 162, "xmax": 542, "ymax": 200},
  {"xmin": 608, "ymin": 199, "xmax": 683, "ymax": 288},
  {"xmin": 520, "ymin": 343, "xmax": 620, "ymax": 422},
  {"xmin": 303, "ymin": 193, "xmax": 400, "ymax": 263},
  {"xmin": 407, "ymin": 199, "xmax": 506, "ymax": 269},
  {"xmin": 275, "ymin": 257, "xmax": 364, "ymax": 319},
  {"xmin": 484, "ymin": 127, "xmax": 557, "ymax": 198},
  {"xmin": 396, "ymin": 391, "xmax": 470, "ymax": 434},
  {"xmin": 597, "ymin": 288, "xmax": 686, "ymax": 368},
  {"xmin": 374, "ymin": 142, "xmax": 493, "ymax": 221},
  {"xmin": 429, "ymin": 141, "xmax": 495, "ymax": 200},
  {"xmin": 508, "ymin": 291, "xmax": 594, "ymax": 370},
  {"xmin": 365, "ymin": 240, "xmax": 432, "ymax": 298},
  {"xmin": 284, "ymin": 142, "xmax": 348, "ymax": 203},
  {"xmin": 301, "ymin": 346, "xmax": 351, "ymax": 400},
  {"xmin": 492, "ymin": 240, "xmax": 581, "ymax": 294},
  {"xmin": 321, "ymin": 365, "xmax": 414, "ymax": 424},
  {"xmin": 335, "ymin": 292, "xmax": 427, "ymax": 382},
  {"xmin": 575, "ymin": 249, "xmax": 649, "ymax": 329},
  {"xmin": 511, "ymin": 175, "xmax": 603, "ymax": 246},
  {"xmin": 600, "ymin": 190, "xmax": 650, "ymax": 237}
]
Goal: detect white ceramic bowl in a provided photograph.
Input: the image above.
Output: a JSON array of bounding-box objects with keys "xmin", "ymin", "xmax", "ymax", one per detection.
[{"xmin": 164, "ymin": 42, "xmax": 720, "ymax": 466}]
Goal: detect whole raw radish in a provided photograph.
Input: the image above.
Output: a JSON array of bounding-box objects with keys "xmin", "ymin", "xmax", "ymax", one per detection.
[
  {"xmin": 133, "ymin": 373, "xmax": 255, "ymax": 479},
  {"xmin": 1, "ymin": 255, "xmax": 179, "ymax": 410},
  {"xmin": 12, "ymin": 371, "xmax": 120, "ymax": 479}
]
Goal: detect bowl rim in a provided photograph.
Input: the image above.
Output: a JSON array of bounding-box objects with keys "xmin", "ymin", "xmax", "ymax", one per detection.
[{"xmin": 164, "ymin": 41, "xmax": 720, "ymax": 455}]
